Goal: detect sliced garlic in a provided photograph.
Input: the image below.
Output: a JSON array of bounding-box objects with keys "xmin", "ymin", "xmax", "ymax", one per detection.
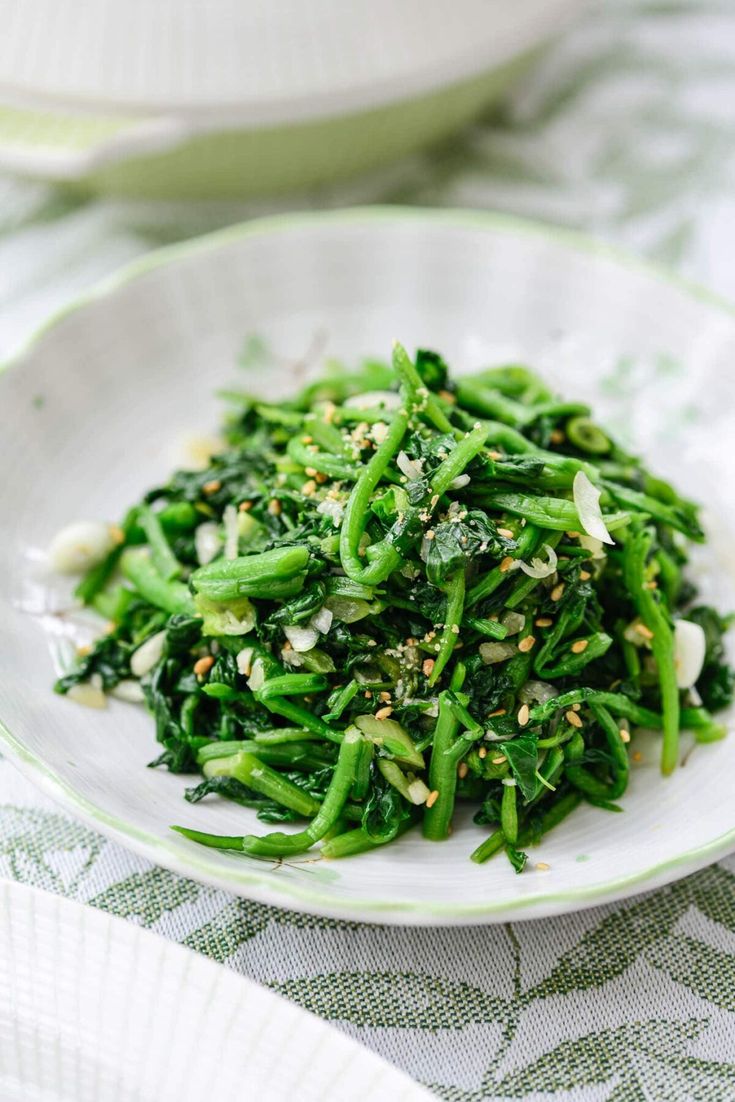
[
  {"xmin": 67, "ymin": 683, "xmax": 107, "ymax": 709},
  {"xmin": 48, "ymin": 521, "xmax": 117, "ymax": 575},
  {"xmin": 130, "ymin": 630, "xmax": 167, "ymax": 678},
  {"xmin": 110, "ymin": 680, "xmax": 145, "ymax": 704},
  {"xmin": 674, "ymin": 619, "xmax": 707, "ymax": 689},
  {"xmin": 194, "ymin": 522, "xmax": 221, "ymax": 566}
]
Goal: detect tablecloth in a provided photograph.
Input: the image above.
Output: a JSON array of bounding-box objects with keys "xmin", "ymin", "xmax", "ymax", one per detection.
[{"xmin": 2, "ymin": 2, "xmax": 735, "ymax": 1098}]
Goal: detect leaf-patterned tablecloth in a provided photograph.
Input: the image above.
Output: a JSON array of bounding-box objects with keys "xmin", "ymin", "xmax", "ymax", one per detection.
[{"xmin": 2, "ymin": 2, "xmax": 735, "ymax": 1098}]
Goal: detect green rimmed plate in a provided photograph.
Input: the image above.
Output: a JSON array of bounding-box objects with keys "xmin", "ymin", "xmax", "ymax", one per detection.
[
  {"xmin": 0, "ymin": 0, "xmax": 585, "ymax": 198},
  {"xmin": 0, "ymin": 207, "xmax": 733, "ymax": 924}
]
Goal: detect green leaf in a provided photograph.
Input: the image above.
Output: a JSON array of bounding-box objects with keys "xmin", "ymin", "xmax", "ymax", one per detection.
[
  {"xmin": 424, "ymin": 510, "xmax": 512, "ymax": 586},
  {"xmin": 505, "ymin": 843, "xmax": 528, "ymax": 874},
  {"xmin": 90, "ymin": 867, "xmax": 200, "ymax": 926},
  {"xmin": 362, "ymin": 775, "xmax": 411, "ymax": 844},
  {"xmin": 687, "ymin": 605, "xmax": 735, "ymax": 711},
  {"xmin": 502, "ymin": 734, "xmax": 539, "ymax": 802},
  {"xmin": 0, "ymin": 807, "xmax": 104, "ymax": 895},
  {"xmin": 663, "ymin": 1053, "xmax": 735, "ymax": 1096},
  {"xmin": 685, "ymin": 864, "xmax": 735, "ymax": 932},
  {"xmin": 603, "ymin": 1080, "xmax": 647, "ymax": 1102},
  {"xmin": 270, "ymin": 971, "xmax": 507, "ymax": 1030},
  {"xmin": 494, "ymin": 1027, "xmax": 623, "ymax": 1094},
  {"xmin": 645, "ymin": 933, "xmax": 735, "ymax": 1011},
  {"xmin": 526, "ymin": 887, "xmax": 690, "ymax": 1000},
  {"xmin": 494, "ymin": 1018, "xmax": 708, "ymax": 1096}
]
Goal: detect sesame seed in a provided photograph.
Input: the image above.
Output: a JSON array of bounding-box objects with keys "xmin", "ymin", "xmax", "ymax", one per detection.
[
  {"xmin": 565, "ymin": 530, "xmax": 580, "ymax": 539},
  {"xmin": 619, "ymin": 729, "xmax": 631, "ymax": 743},
  {"xmin": 478, "ymin": 747, "xmax": 487, "ymax": 759},
  {"xmin": 518, "ymin": 704, "xmax": 530, "ymax": 726},
  {"xmin": 492, "ymin": 755, "xmax": 506, "ymax": 765},
  {"xmin": 580, "ymin": 570, "xmax": 592, "ymax": 581},
  {"xmin": 110, "ymin": 524, "xmax": 125, "ymax": 545},
  {"xmin": 572, "ymin": 703, "xmax": 581, "ymax": 712},
  {"xmin": 426, "ymin": 790, "xmax": 440, "ymax": 809},
  {"xmin": 375, "ymin": 706, "xmax": 393, "ymax": 721},
  {"xmin": 566, "ymin": 710, "xmax": 583, "ymax": 728},
  {"xmin": 451, "ymin": 624, "xmax": 460, "ymax": 635},
  {"xmin": 304, "ymin": 466, "xmax": 318, "ymax": 477},
  {"xmin": 379, "ymin": 691, "xmax": 392, "ymax": 703},
  {"xmin": 550, "ymin": 430, "xmax": 565, "ymax": 444},
  {"xmin": 536, "ymin": 862, "xmax": 551, "ymax": 871},
  {"xmin": 551, "ymin": 583, "xmax": 565, "ymax": 602},
  {"xmin": 571, "ymin": 639, "xmax": 589, "ymax": 654},
  {"xmin": 535, "ymin": 617, "xmax": 553, "ymax": 628},
  {"xmin": 499, "ymin": 556, "xmax": 514, "ymax": 573},
  {"xmin": 632, "ymin": 751, "xmax": 643, "ymax": 763},
  {"xmin": 301, "ymin": 435, "xmax": 313, "ymax": 444},
  {"xmin": 422, "ymin": 658, "xmax": 435, "ymax": 678},
  {"xmin": 267, "ymin": 499, "xmax": 282, "ymax": 516},
  {"xmin": 315, "ymin": 472, "xmax": 328, "ymax": 484},
  {"xmin": 488, "ymin": 450, "xmax": 502, "ymax": 460},
  {"xmin": 439, "ymin": 390, "xmax": 456, "ymax": 404},
  {"xmin": 364, "ymin": 690, "xmax": 372, "ymax": 699},
  {"xmin": 193, "ymin": 655, "xmax": 215, "ymax": 678},
  {"xmin": 498, "ymin": 528, "xmax": 514, "ymax": 538},
  {"xmin": 202, "ymin": 479, "xmax": 221, "ymax": 495},
  {"xmin": 489, "ymin": 708, "xmax": 507, "ymax": 717},
  {"xmin": 76, "ymin": 644, "xmax": 91, "ymax": 657},
  {"xmin": 301, "ymin": 479, "xmax": 317, "ymax": 496},
  {"xmin": 239, "ymin": 500, "xmax": 253, "ymax": 512},
  {"xmin": 637, "ymin": 622, "xmax": 655, "ymax": 640},
  {"xmin": 425, "ymin": 530, "xmax": 435, "ymax": 541},
  {"xmin": 518, "ymin": 635, "xmax": 536, "ymax": 653},
  {"xmin": 457, "ymin": 762, "xmax": 469, "ymax": 780}
]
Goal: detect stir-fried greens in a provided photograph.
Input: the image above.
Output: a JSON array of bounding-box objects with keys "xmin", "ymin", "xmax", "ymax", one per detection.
[{"xmin": 53, "ymin": 343, "xmax": 733, "ymax": 872}]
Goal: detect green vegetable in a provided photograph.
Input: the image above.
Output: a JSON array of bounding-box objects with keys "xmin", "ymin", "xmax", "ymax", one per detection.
[
  {"xmin": 191, "ymin": 546, "xmax": 310, "ymax": 601},
  {"xmin": 54, "ymin": 343, "xmax": 732, "ymax": 866},
  {"xmin": 565, "ymin": 416, "xmax": 611, "ymax": 455},
  {"xmin": 120, "ymin": 548, "xmax": 194, "ymax": 616}
]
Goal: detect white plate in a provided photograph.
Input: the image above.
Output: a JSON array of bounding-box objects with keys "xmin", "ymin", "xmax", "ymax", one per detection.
[
  {"xmin": 0, "ymin": 208, "xmax": 733, "ymax": 925},
  {"xmin": 0, "ymin": 1, "xmax": 585, "ymax": 199},
  {"xmin": 0, "ymin": 879, "xmax": 429, "ymax": 1101},
  {"xmin": 0, "ymin": 0, "xmax": 583, "ymax": 119}
]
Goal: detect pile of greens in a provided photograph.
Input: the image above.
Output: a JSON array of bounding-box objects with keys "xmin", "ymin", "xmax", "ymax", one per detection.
[{"xmin": 55, "ymin": 343, "xmax": 733, "ymax": 872}]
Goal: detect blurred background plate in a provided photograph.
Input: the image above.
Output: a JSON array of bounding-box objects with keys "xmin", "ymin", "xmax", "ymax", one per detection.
[
  {"xmin": 0, "ymin": 0, "xmax": 586, "ymax": 198},
  {"xmin": 0, "ymin": 879, "xmax": 429, "ymax": 1101},
  {"xmin": 1, "ymin": 208, "xmax": 733, "ymax": 926}
]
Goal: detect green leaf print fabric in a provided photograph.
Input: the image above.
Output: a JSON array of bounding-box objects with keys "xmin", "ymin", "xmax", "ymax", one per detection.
[{"xmin": 2, "ymin": 2, "xmax": 735, "ymax": 1098}]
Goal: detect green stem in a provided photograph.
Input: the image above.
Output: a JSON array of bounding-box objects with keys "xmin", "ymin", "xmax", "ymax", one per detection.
[
  {"xmin": 174, "ymin": 729, "xmax": 364, "ymax": 857},
  {"xmin": 423, "ymin": 692, "xmax": 461, "ymax": 841},
  {"xmin": 120, "ymin": 547, "xmax": 194, "ymax": 616},
  {"xmin": 428, "ymin": 569, "xmax": 465, "ymax": 687}
]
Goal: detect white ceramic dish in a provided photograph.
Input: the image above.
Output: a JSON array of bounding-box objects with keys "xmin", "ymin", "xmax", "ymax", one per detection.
[
  {"xmin": 0, "ymin": 0, "xmax": 586, "ymax": 197},
  {"xmin": 0, "ymin": 208, "xmax": 733, "ymax": 926},
  {"xmin": 0, "ymin": 0, "xmax": 581, "ymax": 116},
  {"xmin": 0, "ymin": 879, "xmax": 429, "ymax": 1101}
]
